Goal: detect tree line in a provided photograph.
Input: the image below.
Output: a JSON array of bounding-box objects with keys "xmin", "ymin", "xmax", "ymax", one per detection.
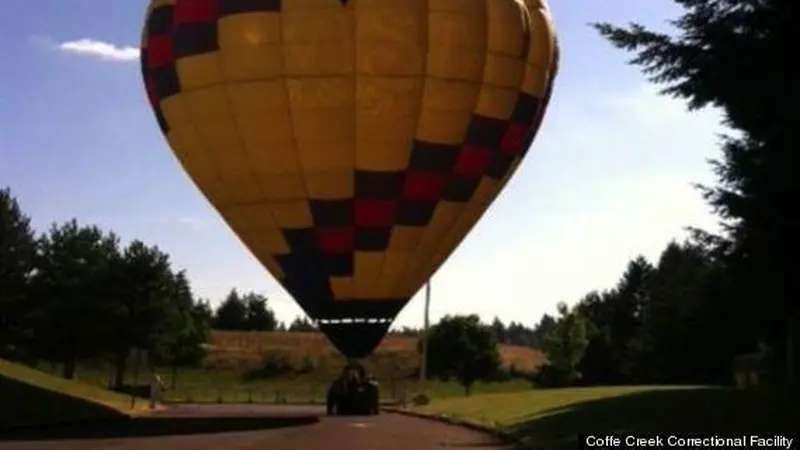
[
  {"xmin": 211, "ymin": 288, "xmax": 317, "ymax": 332},
  {"xmin": 536, "ymin": 0, "xmax": 798, "ymax": 390},
  {"xmin": 0, "ymin": 196, "xmax": 211, "ymax": 389},
  {"xmin": 391, "ymin": 317, "xmax": 554, "ymax": 350},
  {"xmin": 0, "ymin": 189, "xmax": 318, "ymax": 389},
  {"xmin": 537, "ymin": 240, "xmax": 753, "ymax": 386}
]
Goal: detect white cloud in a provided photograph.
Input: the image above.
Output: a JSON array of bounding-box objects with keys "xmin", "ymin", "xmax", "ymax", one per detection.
[{"xmin": 56, "ymin": 38, "xmax": 140, "ymax": 62}]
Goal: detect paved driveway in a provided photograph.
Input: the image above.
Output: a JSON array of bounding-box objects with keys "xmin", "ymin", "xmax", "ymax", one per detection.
[{"xmin": 0, "ymin": 405, "xmax": 510, "ymax": 450}]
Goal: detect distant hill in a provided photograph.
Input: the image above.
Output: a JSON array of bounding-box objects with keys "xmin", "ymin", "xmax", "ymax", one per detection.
[{"xmin": 205, "ymin": 331, "xmax": 546, "ymax": 379}]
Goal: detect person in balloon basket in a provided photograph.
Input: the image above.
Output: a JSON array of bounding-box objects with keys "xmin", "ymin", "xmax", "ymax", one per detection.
[
  {"xmin": 326, "ymin": 364, "xmax": 363, "ymax": 415},
  {"xmin": 364, "ymin": 375, "xmax": 380, "ymax": 415},
  {"xmin": 326, "ymin": 362, "xmax": 380, "ymax": 416},
  {"xmin": 353, "ymin": 366, "xmax": 380, "ymax": 415}
]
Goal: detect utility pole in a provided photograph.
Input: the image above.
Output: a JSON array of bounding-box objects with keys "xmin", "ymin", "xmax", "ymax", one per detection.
[{"xmin": 420, "ymin": 280, "xmax": 431, "ymax": 382}]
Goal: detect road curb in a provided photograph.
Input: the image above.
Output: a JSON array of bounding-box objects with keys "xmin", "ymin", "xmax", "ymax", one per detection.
[
  {"xmin": 164, "ymin": 401, "xmax": 401, "ymax": 407},
  {"xmin": 383, "ymin": 407, "xmax": 534, "ymax": 449},
  {"xmin": 0, "ymin": 417, "xmax": 125, "ymax": 433},
  {"xmin": 0, "ymin": 404, "xmax": 163, "ymax": 432}
]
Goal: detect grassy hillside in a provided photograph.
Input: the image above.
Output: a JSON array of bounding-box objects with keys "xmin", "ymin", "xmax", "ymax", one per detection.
[
  {"xmin": 34, "ymin": 331, "xmax": 543, "ymax": 405},
  {"xmin": 160, "ymin": 331, "xmax": 545, "ymax": 403},
  {"xmin": 413, "ymin": 386, "xmax": 796, "ymax": 450},
  {"xmin": 205, "ymin": 331, "xmax": 546, "ymax": 378},
  {"xmin": 0, "ymin": 358, "xmax": 150, "ymax": 429}
]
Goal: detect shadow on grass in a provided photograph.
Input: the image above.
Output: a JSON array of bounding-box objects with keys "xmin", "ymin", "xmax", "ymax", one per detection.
[
  {"xmin": 0, "ymin": 374, "xmax": 130, "ymax": 430},
  {"xmin": 507, "ymin": 387, "xmax": 797, "ymax": 450},
  {"xmin": 0, "ymin": 415, "xmax": 320, "ymax": 441}
]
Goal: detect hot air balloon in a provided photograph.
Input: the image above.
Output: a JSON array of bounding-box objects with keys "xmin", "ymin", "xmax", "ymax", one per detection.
[{"xmin": 140, "ymin": 0, "xmax": 559, "ymax": 360}]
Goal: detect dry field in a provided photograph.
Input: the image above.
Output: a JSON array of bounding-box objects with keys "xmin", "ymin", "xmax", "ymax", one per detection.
[{"xmin": 205, "ymin": 331, "xmax": 546, "ymax": 378}]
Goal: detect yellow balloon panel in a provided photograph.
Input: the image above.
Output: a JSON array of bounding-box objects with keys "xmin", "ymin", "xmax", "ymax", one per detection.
[{"xmin": 141, "ymin": 0, "xmax": 558, "ymax": 323}]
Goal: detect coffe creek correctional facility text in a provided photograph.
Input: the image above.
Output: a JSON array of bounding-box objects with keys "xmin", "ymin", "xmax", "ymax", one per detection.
[{"xmin": 581, "ymin": 434, "xmax": 795, "ymax": 450}]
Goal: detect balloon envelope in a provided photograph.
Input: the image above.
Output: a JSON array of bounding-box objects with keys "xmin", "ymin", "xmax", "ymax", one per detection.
[{"xmin": 140, "ymin": 0, "xmax": 559, "ymax": 358}]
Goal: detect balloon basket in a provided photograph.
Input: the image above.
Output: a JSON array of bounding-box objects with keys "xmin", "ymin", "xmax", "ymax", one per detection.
[{"xmin": 326, "ymin": 358, "xmax": 380, "ymax": 416}]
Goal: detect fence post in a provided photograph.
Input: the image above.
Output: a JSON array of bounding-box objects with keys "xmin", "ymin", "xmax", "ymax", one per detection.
[{"xmin": 389, "ymin": 355, "xmax": 397, "ymax": 402}]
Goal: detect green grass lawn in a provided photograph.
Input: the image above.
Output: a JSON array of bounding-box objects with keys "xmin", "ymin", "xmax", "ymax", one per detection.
[
  {"xmin": 165, "ymin": 377, "xmax": 530, "ymax": 404},
  {"xmin": 413, "ymin": 386, "xmax": 797, "ymax": 450},
  {"xmin": 0, "ymin": 359, "xmax": 151, "ymax": 429},
  {"xmin": 64, "ymin": 365, "xmax": 532, "ymax": 404}
]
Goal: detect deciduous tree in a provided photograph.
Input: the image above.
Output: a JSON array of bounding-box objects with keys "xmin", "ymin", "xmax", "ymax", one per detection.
[
  {"xmin": 539, "ymin": 302, "xmax": 589, "ymax": 386},
  {"xmin": 32, "ymin": 220, "xmax": 120, "ymax": 379},
  {"xmin": 106, "ymin": 240, "xmax": 175, "ymax": 389},
  {"xmin": 423, "ymin": 315, "xmax": 502, "ymax": 396}
]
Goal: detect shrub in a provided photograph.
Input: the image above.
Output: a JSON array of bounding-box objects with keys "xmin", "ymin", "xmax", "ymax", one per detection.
[
  {"xmin": 412, "ymin": 393, "xmax": 430, "ymax": 406},
  {"xmin": 244, "ymin": 350, "xmax": 294, "ymax": 380},
  {"xmin": 491, "ymin": 366, "xmax": 512, "ymax": 381},
  {"xmin": 296, "ymin": 355, "xmax": 318, "ymax": 374},
  {"xmin": 532, "ymin": 362, "xmax": 577, "ymax": 388}
]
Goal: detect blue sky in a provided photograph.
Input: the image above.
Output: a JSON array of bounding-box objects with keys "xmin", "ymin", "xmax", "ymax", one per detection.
[{"xmin": 0, "ymin": 0, "xmax": 726, "ymax": 328}]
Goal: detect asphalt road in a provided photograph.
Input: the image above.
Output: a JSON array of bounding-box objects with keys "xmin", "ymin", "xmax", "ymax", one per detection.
[{"xmin": 0, "ymin": 405, "xmax": 511, "ymax": 450}]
